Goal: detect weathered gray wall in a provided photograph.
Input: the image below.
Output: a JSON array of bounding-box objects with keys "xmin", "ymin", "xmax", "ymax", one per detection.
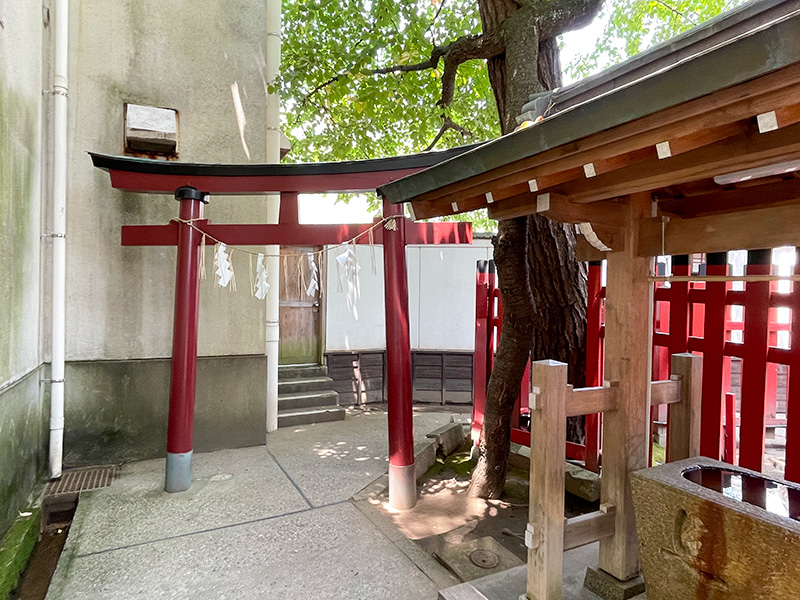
[
  {"xmin": 63, "ymin": 0, "xmax": 273, "ymax": 461},
  {"xmin": 64, "ymin": 356, "xmax": 266, "ymax": 466},
  {"xmin": 0, "ymin": 1, "xmax": 46, "ymax": 535}
]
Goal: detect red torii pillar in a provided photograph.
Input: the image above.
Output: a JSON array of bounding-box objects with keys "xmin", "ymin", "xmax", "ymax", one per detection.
[
  {"xmin": 382, "ymin": 198, "xmax": 415, "ymax": 508},
  {"xmin": 91, "ymin": 151, "xmax": 472, "ymax": 500}
]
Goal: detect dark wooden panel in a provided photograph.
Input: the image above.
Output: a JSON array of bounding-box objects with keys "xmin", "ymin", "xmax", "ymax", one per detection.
[
  {"xmin": 445, "ymin": 378, "xmax": 473, "ymax": 392},
  {"xmin": 326, "ymin": 350, "xmax": 476, "ymax": 406}
]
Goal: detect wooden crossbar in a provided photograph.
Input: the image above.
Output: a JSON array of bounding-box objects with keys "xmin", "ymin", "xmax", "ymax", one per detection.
[
  {"xmin": 564, "ymin": 505, "xmax": 616, "ymax": 551},
  {"xmin": 650, "ymin": 379, "xmax": 682, "ymax": 406},
  {"xmin": 565, "ymin": 384, "xmax": 618, "ymax": 417}
]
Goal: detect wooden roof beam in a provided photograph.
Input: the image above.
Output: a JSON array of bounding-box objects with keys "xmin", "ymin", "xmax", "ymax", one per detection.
[
  {"xmin": 656, "ymin": 177, "xmax": 800, "ymax": 218},
  {"xmin": 403, "ymin": 64, "xmax": 800, "ymax": 210},
  {"xmin": 564, "ymin": 122, "xmax": 800, "ymax": 204},
  {"xmin": 639, "ymin": 202, "xmax": 800, "ymax": 257}
]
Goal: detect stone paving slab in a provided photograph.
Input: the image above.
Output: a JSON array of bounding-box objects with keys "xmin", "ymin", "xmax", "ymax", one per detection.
[
  {"xmin": 47, "ymin": 503, "xmax": 439, "ymax": 600},
  {"xmin": 266, "ymin": 409, "xmax": 468, "ymax": 507},
  {"xmin": 65, "ymin": 446, "xmax": 309, "ymax": 555}
]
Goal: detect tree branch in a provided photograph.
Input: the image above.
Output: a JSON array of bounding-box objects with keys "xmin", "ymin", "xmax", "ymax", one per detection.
[
  {"xmin": 299, "ymin": 30, "xmax": 506, "ymax": 116},
  {"xmin": 423, "ymin": 115, "xmax": 473, "ymax": 151},
  {"xmin": 425, "ymin": 0, "xmax": 449, "ymax": 46},
  {"xmin": 438, "ymin": 30, "xmax": 505, "ymax": 106},
  {"xmin": 526, "ymin": 0, "xmax": 604, "ymax": 40},
  {"xmin": 654, "ymin": 0, "xmax": 698, "ymax": 24}
]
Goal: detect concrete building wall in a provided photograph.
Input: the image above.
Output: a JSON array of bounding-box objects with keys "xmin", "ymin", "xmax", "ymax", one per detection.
[
  {"xmin": 62, "ymin": 0, "xmax": 273, "ymax": 463},
  {"xmin": 0, "ymin": 1, "xmax": 47, "ymax": 535},
  {"xmin": 325, "ymin": 241, "xmax": 494, "ymax": 352}
]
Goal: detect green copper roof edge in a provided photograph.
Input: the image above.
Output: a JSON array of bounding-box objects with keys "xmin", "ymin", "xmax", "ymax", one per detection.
[{"xmin": 380, "ymin": 8, "xmax": 800, "ymax": 204}]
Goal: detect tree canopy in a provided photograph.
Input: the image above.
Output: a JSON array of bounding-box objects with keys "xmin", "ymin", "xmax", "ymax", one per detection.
[{"xmin": 281, "ymin": 0, "xmax": 746, "ymax": 164}]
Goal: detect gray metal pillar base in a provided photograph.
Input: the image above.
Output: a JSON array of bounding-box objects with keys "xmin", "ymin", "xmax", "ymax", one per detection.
[
  {"xmin": 583, "ymin": 567, "xmax": 645, "ymax": 600},
  {"xmin": 388, "ymin": 462, "xmax": 417, "ymax": 509},
  {"xmin": 165, "ymin": 451, "xmax": 193, "ymax": 493}
]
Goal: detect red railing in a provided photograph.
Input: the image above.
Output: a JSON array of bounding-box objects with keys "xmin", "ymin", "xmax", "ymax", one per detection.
[{"xmin": 474, "ymin": 249, "xmax": 799, "ymax": 482}]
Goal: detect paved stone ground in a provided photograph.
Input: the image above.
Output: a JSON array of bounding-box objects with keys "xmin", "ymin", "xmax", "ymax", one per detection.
[{"xmin": 45, "ymin": 407, "xmax": 467, "ymax": 600}]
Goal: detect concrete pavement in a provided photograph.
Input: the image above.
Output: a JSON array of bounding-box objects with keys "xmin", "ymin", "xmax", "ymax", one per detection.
[{"xmin": 46, "ymin": 408, "xmax": 467, "ymax": 600}]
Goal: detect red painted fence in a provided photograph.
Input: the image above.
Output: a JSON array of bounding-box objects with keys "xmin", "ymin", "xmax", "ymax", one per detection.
[{"xmin": 474, "ymin": 249, "xmax": 799, "ymax": 482}]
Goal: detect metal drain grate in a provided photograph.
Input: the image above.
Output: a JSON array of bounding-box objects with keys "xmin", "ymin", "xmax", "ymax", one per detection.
[{"xmin": 44, "ymin": 465, "xmax": 119, "ymax": 496}]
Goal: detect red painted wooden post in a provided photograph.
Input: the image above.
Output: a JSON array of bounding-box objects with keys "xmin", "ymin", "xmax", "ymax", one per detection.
[
  {"xmin": 785, "ymin": 247, "xmax": 800, "ymax": 483},
  {"xmin": 701, "ymin": 252, "xmax": 728, "ymax": 460},
  {"xmin": 585, "ymin": 261, "xmax": 603, "ymax": 472},
  {"xmin": 382, "ymin": 197, "xmax": 416, "ymax": 508},
  {"xmin": 472, "ymin": 260, "xmax": 490, "ymax": 443},
  {"xmin": 165, "ymin": 186, "xmax": 207, "ymax": 492},
  {"xmin": 739, "ymin": 249, "xmax": 771, "ymax": 472},
  {"xmin": 279, "ymin": 191, "xmax": 299, "ymax": 224},
  {"xmin": 663, "ymin": 256, "xmax": 691, "ymax": 464},
  {"xmin": 724, "ymin": 392, "xmax": 737, "ymax": 465}
]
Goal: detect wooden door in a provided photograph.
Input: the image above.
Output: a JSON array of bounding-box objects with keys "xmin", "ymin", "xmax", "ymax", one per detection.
[{"xmin": 279, "ymin": 246, "xmax": 322, "ymax": 364}]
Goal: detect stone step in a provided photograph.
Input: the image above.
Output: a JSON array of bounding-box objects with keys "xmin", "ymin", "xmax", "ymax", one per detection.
[
  {"xmin": 278, "ymin": 389, "xmax": 339, "ymax": 411},
  {"xmin": 277, "ymin": 406, "xmax": 346, "ymax": 428},
  {"xmin": 278, "ymin": 376, "xmax": 334, "ymax": 395},
  {"xmin": 278, "ymin": 364, "xmax": 328, "ymax": 380}
]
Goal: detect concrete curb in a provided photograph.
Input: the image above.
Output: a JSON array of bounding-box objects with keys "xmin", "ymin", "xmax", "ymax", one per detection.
[
  {"xmin": 350, "ymin": 498, "xmax": 459, "ymax": 590},
  {"xmin": 349, "ymin": 420, "xmax": 468, "ymax": 591}
]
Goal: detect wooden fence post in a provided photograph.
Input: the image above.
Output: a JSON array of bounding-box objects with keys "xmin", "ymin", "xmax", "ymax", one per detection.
[
  {"xmin": 598, "ymin": 194, "xmax": 653, "ymax": 582},
  {"xmin": 668, "ymin": 353, "xmax": 703, "ymax": 461},
  {"xmin": 526, "ymin": 360, "xmax": 568, "ymax": 600}
]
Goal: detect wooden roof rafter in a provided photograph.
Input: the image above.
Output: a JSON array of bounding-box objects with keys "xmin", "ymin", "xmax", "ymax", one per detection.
[{"xmin": 404, "ymin": 73, "xmax": 800, "ymax": 221}]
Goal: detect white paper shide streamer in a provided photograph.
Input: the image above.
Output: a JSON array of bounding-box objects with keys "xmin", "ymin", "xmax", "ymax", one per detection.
[
  {"xmin": 214, "ymin": 243, "xmax": 234, "ymax": 288},
  {"xmin": 306, "ymin": 253, "xmax": 319, "ymax": 297},
  {"xmin": 336, "ymin": 243, "xmax": 361, "ymax": 290},
  {"xmin": 335, "ymin": 243, "xmax": 362, "ymax": 318},
  {"xmin": 255, "ymin": 253, "xmax": 270, "ymax": 299}
]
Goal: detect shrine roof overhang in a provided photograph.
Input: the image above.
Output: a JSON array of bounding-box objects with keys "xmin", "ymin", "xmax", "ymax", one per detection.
[
  {"xmin": 377, "ymin": 4, "xmax": 800, "ymax": 258},
  {"xmin": 89, "ymin": 143, "xmax": 481, "ymax": 195}
]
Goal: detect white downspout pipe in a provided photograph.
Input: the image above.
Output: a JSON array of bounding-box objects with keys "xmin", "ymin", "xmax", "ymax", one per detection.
[
  {"xmin": 49, "ymin": 0, "xmax": 69, "ymax": 478},
  {"xmin": 265, "ymin": 0, "xmax": 281, "ymax": 433}
]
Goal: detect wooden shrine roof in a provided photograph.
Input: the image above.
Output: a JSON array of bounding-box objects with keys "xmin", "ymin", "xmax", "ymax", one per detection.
[{"xmin": 378, "ymin": 1, "xmax": 800, "ymax": 258}]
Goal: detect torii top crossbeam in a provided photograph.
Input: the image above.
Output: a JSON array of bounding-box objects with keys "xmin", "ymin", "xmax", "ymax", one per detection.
[
  {"xmin": 91, "ymin": 146, "xmax": 475, "ymax": 504},
  {"xmin": 90, "ymin": 144, "xmax": 478, "ymax": 194}
]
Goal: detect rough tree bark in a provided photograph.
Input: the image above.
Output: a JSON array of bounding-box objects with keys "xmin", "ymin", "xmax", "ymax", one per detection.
[{"xmin": 468, "ymin": 0, "xmax": 600, "ymax": 499}]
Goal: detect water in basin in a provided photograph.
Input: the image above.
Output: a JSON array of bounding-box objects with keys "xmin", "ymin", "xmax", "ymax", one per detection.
[{"xmin": 683, "ymin": 465, "xmax": 800, "ymax": 522}]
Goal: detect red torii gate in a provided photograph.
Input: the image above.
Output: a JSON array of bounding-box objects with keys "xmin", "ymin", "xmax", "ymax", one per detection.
[{"xmin": 90, "ymin": 149, "xmax": 474, "ymax": 507}]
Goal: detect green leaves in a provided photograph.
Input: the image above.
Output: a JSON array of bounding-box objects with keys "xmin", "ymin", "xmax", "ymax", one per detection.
[
  {"xmin": 281, "ymin": 0, "xmax": 499, "ymax": 164},
  {"xmin": 564, "ymin": 0, "xmax": 747, "ymax": 80}
]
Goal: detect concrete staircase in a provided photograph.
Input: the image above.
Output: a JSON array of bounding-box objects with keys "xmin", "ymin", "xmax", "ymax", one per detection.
[{"xmin": 277, "ymin": 364, "xmax": 346, "ymax": 428}]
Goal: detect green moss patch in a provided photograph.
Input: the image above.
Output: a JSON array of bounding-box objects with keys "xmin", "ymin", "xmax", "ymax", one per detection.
[{"xmin": 0, "ymin": 508, "xmax": 40, "ymax": 600}]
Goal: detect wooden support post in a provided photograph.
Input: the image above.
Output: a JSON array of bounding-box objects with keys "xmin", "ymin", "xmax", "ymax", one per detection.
[
  {"xmin": 598, "ymin": 194, "xmax": 653, "ymax": 582},
  {"xmin": 585, "ymin": 261, "xmax": 604, "ymax": 473},
  {"xmin": 526, "ymin": 360, "xmax": 568, "ymax": 600},
  {"xmin": 472, "ymin": 260, "xmax": 490, "ymax": 443},
  {"xmin": 700, "ymin": 252, "xmax": 728, "ymax": 460},
  {"xmin": 739, "ymin": 249, "xmax": 771, "ymax": 472},
  {"xmin": 724, "ymin": 392, "xmax": 737, "ymax": 465},
  {"xmin": 785, "ymin": 247, "xmax": 800, "ymax": 483},
  {"xmin": 667, "ymin": 353, "xmax": 703, "ymax": 462}
]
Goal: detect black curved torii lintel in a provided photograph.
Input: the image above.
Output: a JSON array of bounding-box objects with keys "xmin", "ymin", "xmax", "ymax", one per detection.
[{"xmin": 89, "ymin": 143, "xmax": 480, "ymax": 195}]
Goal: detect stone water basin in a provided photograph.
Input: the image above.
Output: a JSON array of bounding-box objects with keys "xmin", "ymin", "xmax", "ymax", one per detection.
[{"xmin": 631, "ymin": 457, "xmax": 800, "ymax": 600}]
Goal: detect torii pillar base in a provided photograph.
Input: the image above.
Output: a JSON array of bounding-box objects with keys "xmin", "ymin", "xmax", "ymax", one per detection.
[{"xmin": 388, "ymin": 464, "xmax": 417, "ymax": 510}]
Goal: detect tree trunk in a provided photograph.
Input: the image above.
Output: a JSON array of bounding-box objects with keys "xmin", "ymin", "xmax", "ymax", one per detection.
[
  {"xmin": 469, "ymin": 0, "xmax": 596, "ymax": 499},
  {"xmin": 470, "ymin": 217, "xmax": 535, "ymax": 497}
]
